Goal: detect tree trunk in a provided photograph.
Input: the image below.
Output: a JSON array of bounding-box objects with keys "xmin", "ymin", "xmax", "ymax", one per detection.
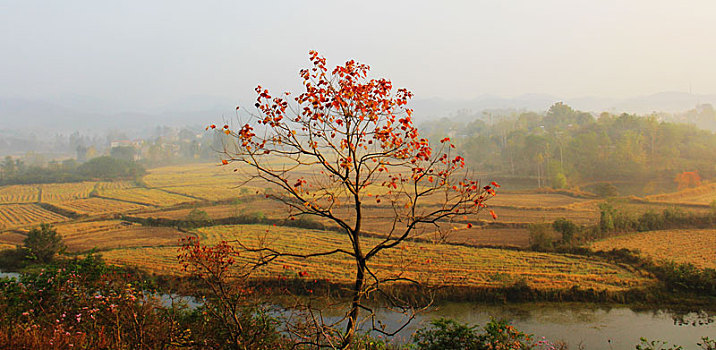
[{"xmin": 342, "ymin": 258, "xmax": 366, "ymax": 349}]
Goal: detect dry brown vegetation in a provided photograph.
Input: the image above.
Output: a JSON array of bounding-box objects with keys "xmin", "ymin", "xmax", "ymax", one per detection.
[
  {"xmin": 102, "ymin": 224, "xmax": 651, "ymax": 291},
  {"xmin": 0, "ymin": 204, "xmax": 67, "ymax": 230},
  {"xmin": 0, "ymin": 185, "xmax": 39, "ymax": 204},
  {"xmin": 1, "ymin": 162, "xmax": 710, "ymax": 293},
  {"xmin": 591, "ymin": 229, "xmax": 716, "ymax": 269},
  {"xmin": 63, "ymin": 225, "xmax": 186, "ymax": 252},
  {"xmin": 644, "ymin": 182, "xmax": 716, "ymax": 206},
  {"xmin": 54, "ymin": 197, "xmax": 149, "ymax": 215}
]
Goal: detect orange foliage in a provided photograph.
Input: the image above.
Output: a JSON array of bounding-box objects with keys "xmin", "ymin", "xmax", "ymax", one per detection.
[{"xmin": 674, "ymin": 171, "xmax": 702, "ymax": 190}]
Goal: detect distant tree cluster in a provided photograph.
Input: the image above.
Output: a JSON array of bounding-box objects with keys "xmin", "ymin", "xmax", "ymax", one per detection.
[
  {"xmin": 421, "ymin": 103, "xmax": 716, "ymax": 192},
  {"xmin": 0, "ymin": 155, "xmax": 146, "ymax": 185}
]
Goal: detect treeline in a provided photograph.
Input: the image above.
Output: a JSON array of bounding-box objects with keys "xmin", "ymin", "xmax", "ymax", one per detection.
[
  {"xmin": 421, "ymin": 103, "xmax": 716, "ymax": 193},
  {"xmin": 0, "ymin": 155, "xmax": 146, "ymax": 185},
  {"xmin": 529, "ymin": 203, "xmax": 716, "ymax": 251}
]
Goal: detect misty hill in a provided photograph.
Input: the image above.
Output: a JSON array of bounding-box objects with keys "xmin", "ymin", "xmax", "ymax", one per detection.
[
  {"xmin": 410, "ymin": 91, "xmax": 716, "ymax": 120},
  {"xmin": 0, "ymin": 97, "xmax": 234, "ymax": 134},
  {"xmin": 2, "ymin": 92, "xmax": 716, "ymax": 133}
]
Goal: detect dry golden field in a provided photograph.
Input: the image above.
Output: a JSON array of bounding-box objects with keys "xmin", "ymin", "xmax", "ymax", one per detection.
[
  {"xmin": 0, "ymin": 204, "xmax": 67, "ymax": 230},
  {"xmin": 644, "ymin": 183, "xmax": 716, "ymax": 206},
  {"xmin": 143, "ymin": 162, "xmax": 239, "ymax": 188},
  {"xmin": 101, "ymin": 224, "xmax": 650, "ymax": 291},
  {"xmin": 0, "ymin": 162, "xmax": 708, "ymax": 294},
  {"xmin": 54, "ymin": 220, "xmax": 133, "ymax": 238},
  {"xmin": 0, "ymin": 231, "xmax": 26, "ymax": 246},
  {"xmin": 487, "ymin": 192, "xmax": 592, "ymax": 209},
  {"xmin": 62, "ymin": 224, "xmax": 186, "ymax": 252},
  {"xmin": 39, "ymin": 182, "xmax": 96, "ymax": 202},
  {"xmin": 54, "ymin": 219, "xmax": 188, "ymax": 252},
  {"xmin": 134, "ymin": 204, "xmax": 245, "ymax": 220},
  {"xmin": 611, "ymin": 200, "xmax": 713, "ymax": 216},
  {"xmin": 0, "ymin": 185, "xmax": 40, "ymax": 204},
  {"xmin": 97, "ymin": 187, "xmax": 196, "ymax": 207},
  {"xmin": 590, "ymin": 229, "xmax": 716, "ymax": 269},
  {"xmin": 158, "ymin": 185, "xmax": 245, "ymax": 202},
  {"xmin": 54, "ymin": 197, "xmax": 149, "ymax": 215}
]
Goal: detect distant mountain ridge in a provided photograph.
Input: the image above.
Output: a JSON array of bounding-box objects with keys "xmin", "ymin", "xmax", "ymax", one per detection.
[
  {"xmin": 411, "ymin": 91, "xmax": 716, "ymax": 120},
  {"xmin": 2, "ymin": 92, "xmax": 715, "ymax": 132}
]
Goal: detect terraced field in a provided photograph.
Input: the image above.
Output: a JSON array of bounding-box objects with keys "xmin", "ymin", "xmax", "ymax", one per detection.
[
  {"xmin": 54, "ymin": 220, "xmax": 134, "ymax": 238},
  {"xmin": 101, "ymin": 224, "xmax": 651, "ymax": 291},
  {"xmin": 39, "ymin": 182, "xmax": 97, "ymax": 202},
  {"xmin": 644, "ymin": 183, "xmax": 716, "ymax": 206},
  {"xmin": 159, "ymin": 185, "xmax": 246, "ymax": 202},
  {"xmin": 56, "ymin": 220, "xmax": 186, "ymax": 252},
  {"xmin": 591, "ymin": 229, "xmax": 716, "ymax": 269},
  {"xmin": 0, "ymin": 231, "xmax": 26, "ymax": 246},
  {"xmin": 134, "ymin": 204, "xmax": 245, "ymax": 220},
  {"xmin": 0, "ymin": 204, "xmax": 67, "ymax": 230},
  {"xmin": 0, "ymin": 185, "xmax": 39, "ymax": 204},
  {"xmin": 0, "ymin": 162, "xmax": 706, "ymax": 295},
  {"xmin": 487, "ymin": 192, "xmax": 592, "ymax": 209},
  {"xmin": 54, "ymin": 197, "xmax": 149, "ymax": 215},
  {"xmin": 97, "ymin": 188, "xmax": 196, "ymax": 207},
  {"xmin": 143, "ymin": 163, "xmax": 239, "ymax": 188}
]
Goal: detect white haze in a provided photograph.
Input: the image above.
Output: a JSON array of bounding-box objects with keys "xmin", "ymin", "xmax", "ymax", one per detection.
[{"xmin": 1, "ymin": 0, "xmax": 716, "ymax": 117}]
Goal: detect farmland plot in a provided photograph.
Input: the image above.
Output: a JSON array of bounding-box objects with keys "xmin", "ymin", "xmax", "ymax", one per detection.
[
  {"xmin": 62, "ymin": 225, "xmax": 186, "ymax": 252},
  {"xmin": 159, "ymin": 185, "xmax": 249, "ymax": 202},
  {"xmin": 98, "ymin": 188, "xmax": 196, "ymax": 207},
  {"xmin": 0, "ymin": 231, "xmax": 27, "ymax": 246},
  {"xmin": 102, "ymin": 224, "xmax": 650, "ymax": 291},
  {"xmin": 0, "ymin": 204, "xmax": 67, "ymax": 230},
  {"xmin": 54, "ymin": 220, "xmax": 132, "ymax": 238},
  {"xmin": 487, "ymin": 192, "xmax": 592, "ymax": 209},
  {"xmin": 0, "ymin": 185, "xmax": 39, "ymax": 204},
  {"xmin": 54, "ymin": 198, "xmax": 149, "ymax": 215},
  {"xmin": 644, "ymin": 183, "xmax": 716, "ymax": 206},
  {"xmin": 591, "ymin": 229, "xmax": 716, "ymax": 269},
  {"xmin": 39, "ymin": 182, "xmax": 96, "ymax": 203},
  {"xmin": 143, "ymin": 163, "xmax": 239, "ymax": 188}
]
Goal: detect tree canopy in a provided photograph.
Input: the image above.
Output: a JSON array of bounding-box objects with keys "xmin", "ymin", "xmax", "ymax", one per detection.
[{"xmin": 208, "ymin": 51, "xmax": 497, "ymax": 348}]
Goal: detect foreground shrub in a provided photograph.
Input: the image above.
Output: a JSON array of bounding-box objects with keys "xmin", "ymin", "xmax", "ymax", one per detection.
[
  {"xmin": 413, "ymin": 318, "xmax": 481, "ymax": 350},
  {"xmin": 413, "ymin": 318, "xmax": 563, "ymax": 350},
  {"xmin": 0, "ymin": 253, "xmax": 194, "ymax": 349}
]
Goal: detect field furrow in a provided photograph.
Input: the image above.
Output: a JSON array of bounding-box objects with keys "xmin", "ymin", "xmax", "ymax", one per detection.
[
  {"xmin": 0, "ymin": 204, "xmax": 68, "ymax": 230},
  {"xmin": 101, "ymin": 224, "xmax": 651, "ymax": 291}
]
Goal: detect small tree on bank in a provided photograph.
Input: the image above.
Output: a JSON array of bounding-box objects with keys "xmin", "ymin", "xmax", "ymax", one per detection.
[
  {"xmin": 23, "ymin": 223, "xmax": 65, "ymax": 264},
  {"xmin": 208, "ymin": 51, "xmax": 497, "ymax": 348}
]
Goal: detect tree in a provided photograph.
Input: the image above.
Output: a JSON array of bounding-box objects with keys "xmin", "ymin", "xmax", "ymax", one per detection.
[
  {"xmin": 553, "ymin": 218, "xmax": 578, "ymax": 244},
  {"xmin": 23, "ymin": 223, "xmax": 66, "ymax": 264},
  {"xmin": 209, "ymin": 51, "xmax": 496, "ymax": 348},
  {"xmin": 77, "ymin": 156, "xmax": 146, "ymax": 180},
  {"xmin": 674, "ymin": 171, "xmax": 702, "ymax": 190}
]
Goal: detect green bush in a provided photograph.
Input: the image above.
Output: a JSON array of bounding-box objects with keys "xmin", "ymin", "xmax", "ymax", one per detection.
[
  {"xmin": 413, "ymin": 318, "xmax": 481, "ymax": 350},
  {"xmin": 413, "ymin": 318, "xmax": 535, "ymax": 350},
  {"xmin": 552, "ymin": 218, "xmax": 578, "ymax": 244},
  {"xmin": 23, "ymin": 223, "xmax": 65, "ymax": 264},
  {"xmin": 528, "ymin": 224, "xmax": 554, "ymax": 251}
]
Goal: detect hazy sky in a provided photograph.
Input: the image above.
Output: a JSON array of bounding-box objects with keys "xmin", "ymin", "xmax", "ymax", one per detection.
[{"xmin": 2, "ymin": 0, "xmax": 715, "ymax": 112}]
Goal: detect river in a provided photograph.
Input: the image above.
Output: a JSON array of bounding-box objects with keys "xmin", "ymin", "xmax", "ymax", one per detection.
[
  {"xmin": 285, "ymin": 302, "xmax": 715, "ymax": 349},
  {"xmin": 4, "ymin": 270, "xmax": 713, "ymax": 349}
]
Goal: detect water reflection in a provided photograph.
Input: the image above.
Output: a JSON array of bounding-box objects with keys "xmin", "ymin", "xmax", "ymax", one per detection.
[
  {"xmin": 382, "ymin": 303, "xmax": 715, "ymax": 349},
  {"xmin": 0, "ymin": 270, "xmax": 20, "ymax": 280},
  {"xmin": 275, "ymin": 301, "xmax": 715, "ymax": 348}
]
